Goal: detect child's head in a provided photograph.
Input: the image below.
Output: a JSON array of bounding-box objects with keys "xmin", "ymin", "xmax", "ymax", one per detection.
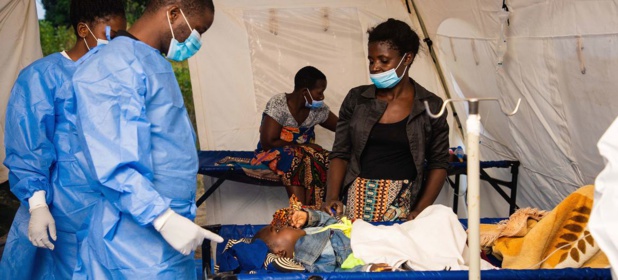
[{"xmin": 253, "ymin": 225, "xmax": 306, "ymax": 258}]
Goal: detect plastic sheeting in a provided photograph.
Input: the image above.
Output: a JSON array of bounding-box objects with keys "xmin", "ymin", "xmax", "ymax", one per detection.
[
  {"xmin": 412, "ymin": 0, "xmax": 618, "ymax": 215},
  {"xmin": 191, "ymin": 0, "xmax": 461, "ymax": 225},
  {"xmin": 0, "ymin": 0, "xmax": 42, "ymax": 183}
]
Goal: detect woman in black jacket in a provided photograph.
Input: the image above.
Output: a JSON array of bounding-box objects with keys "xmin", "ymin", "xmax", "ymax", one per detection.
[{"xmin": 322, "ymin": 18, "xmax": 449, "ymax": 222}]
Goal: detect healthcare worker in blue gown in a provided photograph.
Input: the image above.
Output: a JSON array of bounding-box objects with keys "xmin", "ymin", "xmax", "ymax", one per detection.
[
  {"xmin": 71, "ymin": 0, "xmax": 223, "ymax": 279},
  {"xmin": 0, "ymin": 1, "xmax": 127, "ymax": 279}
]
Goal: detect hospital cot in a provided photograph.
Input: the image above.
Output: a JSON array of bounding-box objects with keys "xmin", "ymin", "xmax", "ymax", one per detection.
[
  {"xmin": 199, "ymin": 221, "xmax": 611, "ymax": 279},
  {"xmin": 196, "ymin": 150, "xmax": 520, "ymax": 214},
  {"xmin": 196, "ymin": 151, "xmax": 610, "ymax": 279}
]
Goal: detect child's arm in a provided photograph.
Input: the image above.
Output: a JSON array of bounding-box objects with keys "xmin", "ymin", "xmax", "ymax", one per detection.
[
  {"xmin": 304, "ymin": 209, "xmax": 339, "ymax": 227},
  {"xmin": 289, "ymin": 209, "xmax": 338, "ymax": 228}
]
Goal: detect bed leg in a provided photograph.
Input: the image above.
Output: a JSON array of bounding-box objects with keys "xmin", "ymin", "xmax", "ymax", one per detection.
[{"xmin": 201, "ymin": 224, "xmax": 222, "ymax": 279}]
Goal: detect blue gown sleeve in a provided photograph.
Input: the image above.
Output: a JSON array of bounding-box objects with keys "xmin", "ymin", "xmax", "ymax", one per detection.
[
  {"xmin": 4, "ymin": 66, "xmax": 56, "ymax": 206},
  {"xmin": 73, "ymin": 60, "xmax": 170, "ymax": 226}
]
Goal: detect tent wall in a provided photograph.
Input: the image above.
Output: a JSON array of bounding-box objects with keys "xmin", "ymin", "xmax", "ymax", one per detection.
[
  {"xmin": 0, "ymin": 0, "xmax": 43, "ymax": 183},
  {"xmin": 189, "ymin": 0, "xmax": 462, "ymax": 224},
  {"xmin": 191, "ymin": 0, "xmax": 618, "ymax": 222},
  {"xmin": 413, "ymin": 0, "xmax": 618, "ymax": 213}
]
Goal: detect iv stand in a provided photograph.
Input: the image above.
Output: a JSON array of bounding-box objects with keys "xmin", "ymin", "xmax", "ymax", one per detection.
[{"xmin": 425, "ymin": 97, "xmax": 521, "ymax": 280}]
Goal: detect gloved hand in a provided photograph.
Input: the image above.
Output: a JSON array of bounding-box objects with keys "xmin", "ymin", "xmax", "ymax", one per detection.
[
  {"xmin": 154, "ymin": 209, "xmax": 224, "ymax": 255},
  {"xmin": 28, "ymin": 205, "xmax": 57, "ymax": 250}
]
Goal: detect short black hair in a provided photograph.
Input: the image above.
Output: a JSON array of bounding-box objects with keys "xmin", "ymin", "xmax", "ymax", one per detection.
[
  {"xmin": 368, "ymin": 18, "xmax": 420, "ymax": 57},
  {"xmin": 145, "ymin": 0, "xmax": 215, "ymax": 16},
  {"xmin": 294, "ymin": 66, "xmax": 326, "ymax": 91},
  {"xmin": 70, "ymin": 0, "xmax": 126, "ymax": 34}
]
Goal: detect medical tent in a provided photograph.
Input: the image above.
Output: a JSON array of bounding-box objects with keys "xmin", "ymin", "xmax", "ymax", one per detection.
[
  {"xmin": 0, "ymin": 0, "xmax": 42, "ymax": 184},
  {"xmin": 1, "ymin": 0, "xmax": 617, "ymax": 226},
  {"xmin": 188, "ymin": 0, "xmax": 618, "ymax": 224}
]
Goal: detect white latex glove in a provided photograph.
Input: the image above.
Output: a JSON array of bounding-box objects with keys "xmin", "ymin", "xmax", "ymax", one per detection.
[
  {"xmin": 28, "ymin": 190, "xmax": 56, "ymax": 250},
  {"xmin": 153, "ymin": 209, "xmax": 223, "ymax": 255}
]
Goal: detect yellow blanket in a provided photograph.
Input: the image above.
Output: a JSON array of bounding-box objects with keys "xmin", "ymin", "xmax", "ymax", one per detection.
[{"xmin": 480, "ymin": 185, "xmax": 609, "ymax": 269}]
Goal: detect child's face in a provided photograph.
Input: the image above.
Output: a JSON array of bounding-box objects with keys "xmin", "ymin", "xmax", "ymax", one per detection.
[{"xmin": 255, "ymin": 225, "xmax": 306, "ymax": 258}]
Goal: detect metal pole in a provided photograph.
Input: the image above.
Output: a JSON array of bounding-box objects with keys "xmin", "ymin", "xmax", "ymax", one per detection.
[
  {"xmin": 467, "ymin": 100, "xmax": 481, "ymax": 280},
  {"xmin": 409, "ymin": 0, "xmax": 465, "ymax": 140}
]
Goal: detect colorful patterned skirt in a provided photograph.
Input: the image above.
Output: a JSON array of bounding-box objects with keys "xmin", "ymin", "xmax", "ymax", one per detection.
[
  {"xmin": 251, "ymin": 145, "xmax": 329, "ymax": 207},
  {"xmin": 345, "ymin": 177, "xmax": 413, "ymax": 222}
]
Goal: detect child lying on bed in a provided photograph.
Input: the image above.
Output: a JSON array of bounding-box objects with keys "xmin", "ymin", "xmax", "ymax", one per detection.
[{"xmin": 246, "ymin": 204, "xmax": 495, "ymax": 273}]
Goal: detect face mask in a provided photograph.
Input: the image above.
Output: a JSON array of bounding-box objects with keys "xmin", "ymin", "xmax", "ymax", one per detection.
[
  {"xmin": 369, "ymin": 54, "xmax": 409, "ymax": 89},
  {"xmin": 84, "ymin": 24, "xmax": 109, "ymax": 51},
  {"xmin": 304, "ymin": 89, "xmax": 324, "ymax": 109},
  {"xmin": 166, "ymin": 9, "xmax": 202, "ymax": 62}
]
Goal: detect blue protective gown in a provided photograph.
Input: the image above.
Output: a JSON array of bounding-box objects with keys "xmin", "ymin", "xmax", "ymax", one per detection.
[
  {"xmin": 0, "ymin": 51, "xmax": 100, "ymax": 279},
  {"xmin": 70, "ymin": 35, "xmax": 199, "ymax": 279}
]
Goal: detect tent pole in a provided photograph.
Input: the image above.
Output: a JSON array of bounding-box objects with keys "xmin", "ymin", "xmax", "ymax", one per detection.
[
  {"xmin": 466, "ymin": 100, "xmax": 481, "ymax": 280},
  {"xmin": 408, "ymin": 0, "xmax": 465, "ymax": 140},
  {"xmin": 425, "ymin": 98, "xmax": 520, "ymax": 280}
]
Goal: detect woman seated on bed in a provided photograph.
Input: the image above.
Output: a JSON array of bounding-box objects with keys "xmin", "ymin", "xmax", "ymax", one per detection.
[
  {"xmin": 321, "ymin": 19, "xmax": 449, "ymax": 222},
  {"xmin": 251, "ymin": 66, "xmax": 338, "ymax": 207}
]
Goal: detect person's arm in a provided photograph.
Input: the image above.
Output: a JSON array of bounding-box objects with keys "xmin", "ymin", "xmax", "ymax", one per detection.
[
  {"xmin": 304, "ymin": 209, "xmax": 339, "ymax": 227},
  {"xmin": 322, "ymin": 158, "xmax": 348, "ymax": 215},
  {"xmin": 4, "ymin": 65, "xmax": 58, "ymax": 249},
  {"xmin": 319, "ymin": 111, "xmax": 338, "ymax": 132},
  {"xmin": 322, "ymin": 91, "xmax": 355, "ymax": 216},
  {"xmin": 260, "ymin": 115, "xmax": 298, "ymax": 150},
  {"xmin": 408, "ymin": 99, "xmax": 450, "ymax": 219},
  {"xmin": 409, "ymin": 169, "xmax": 447, "ymax": 219},
  {"xmin": 4, "ymin": 67, "xmax": 56, "ymax": 207}
]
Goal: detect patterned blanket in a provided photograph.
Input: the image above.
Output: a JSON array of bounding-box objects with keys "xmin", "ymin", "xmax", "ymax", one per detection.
[{"xmin": 480, "ymin": 185, "xmax": 609, "ymax": 269}]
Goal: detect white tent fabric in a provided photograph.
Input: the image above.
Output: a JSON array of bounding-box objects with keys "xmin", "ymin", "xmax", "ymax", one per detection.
[
  {"xmin": 189, "ymin": 0, "xmax": 461, "ymax": 224},
  {"xmin": 414, "ymin": 0, "xmax": 618, "ymax": 214},
  {"xmin": 191, "ymin": 0, "xmax": 618, "ymax": 223},
  {"xmin": 0, "ymin": 0, "xmax": 43, "ymax": 183}
]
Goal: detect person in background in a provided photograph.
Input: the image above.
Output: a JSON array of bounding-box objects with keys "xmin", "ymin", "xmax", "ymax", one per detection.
[
  {"xmin": 70, "ymin": 0, "xmax": 223, "ymax": 278},
  {"xmin": 322, "ymin": 19, "xmax": 449, "ymax": 222},
  {"xmin": 253, "ymin": 66, "xmax": 338, "ymax": 207},
  {"xmin": 0, "ymin": 1, "xmax": 126, "ymax": 278}
]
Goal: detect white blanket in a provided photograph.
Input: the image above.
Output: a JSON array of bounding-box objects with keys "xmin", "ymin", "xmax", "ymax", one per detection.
[{"xmin": 351, "ymin": 205, "xmax": 494, "ymax": 271}]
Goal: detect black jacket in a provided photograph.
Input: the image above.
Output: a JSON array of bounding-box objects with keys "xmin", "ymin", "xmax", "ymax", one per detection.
[{"xmin": 330, "ymin": 78, "xmax": 450, "ymax": 204}]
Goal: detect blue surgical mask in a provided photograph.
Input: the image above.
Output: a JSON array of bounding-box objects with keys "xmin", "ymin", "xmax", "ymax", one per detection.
[
  {"xmin": 166, "ymin": 9, "xmax": 202, "ymax": 62},
  {"xmin": 84, "ymin": 24, "xmax": 109, "ymax": 51},
  {"xmin": 369, "ymin": 54, "xmax": 409, "ymax": 89},
  {"xmin": 304, "ymin": 89, "xmax": 324, "ymax": 109}
]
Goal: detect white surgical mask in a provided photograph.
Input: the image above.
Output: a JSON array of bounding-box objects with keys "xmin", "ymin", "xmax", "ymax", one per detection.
[{"xmin": 84, "ymin": 24, "xmax": 109, "ymax": 51}]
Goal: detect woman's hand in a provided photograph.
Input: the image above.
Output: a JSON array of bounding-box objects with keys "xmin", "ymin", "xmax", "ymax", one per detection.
[
  {"xmin": 321, "ymin": 200, "xmax": 344, "ymax": 217},
  {"xmin": 406, "ymin": 209, "xmax": 422, "ymax": 220},
  {"xmin": 290, "ymin": 210, "xmax": 308, "ymax": 228},
  {"xmin": 369, "ymin": 263, "xmax": 392, "ymax": 272}
]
